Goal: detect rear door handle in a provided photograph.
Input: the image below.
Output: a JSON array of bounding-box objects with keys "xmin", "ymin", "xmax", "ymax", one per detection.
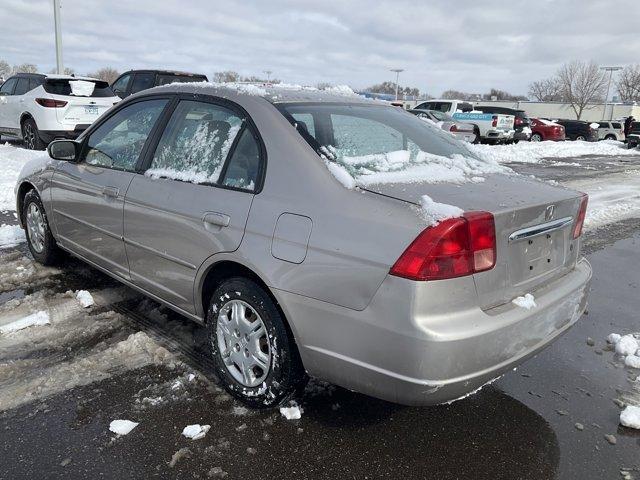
[
  {"xmin": 102, "ymin": 186, "xmax": 119, "ymax": 198},
  {"xmin": 203, "ymin": 212, "xmax": 230, "ymax": 228}
]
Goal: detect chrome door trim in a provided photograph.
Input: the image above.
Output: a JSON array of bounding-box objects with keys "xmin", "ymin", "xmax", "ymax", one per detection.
[{"xmin": 508, "ymin": 216, "xmax": 573, "ymax": 242}]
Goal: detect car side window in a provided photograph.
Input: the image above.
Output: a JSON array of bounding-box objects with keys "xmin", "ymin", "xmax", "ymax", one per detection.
[
  {"xmin": 221, "ymin": 128, "xmax": 261, "ymax": 191},
  {"xmin": 13, "ymin": 78, "xmax": 30, "ymax": 96},
  {"xmin": 84, "ymin": 99, "xmax": 168, "ymax": 171},
  {"xmin": 29, "ymin": 78, "xmax": 43, "ymax": 91},
  {"xmin": 0, "ymin": 78, "xmax": 17, "ymax": 95},
  {"xmin": 147, "ymin": 100, "xmax": 243, "ymax": 184},
  {"xmin": 112, "ymin": 74, "xmax": 131, "ymax": 96},
  {"xmin": 130, "ymin": 73, "xmax": 155, "ymax": 94}
]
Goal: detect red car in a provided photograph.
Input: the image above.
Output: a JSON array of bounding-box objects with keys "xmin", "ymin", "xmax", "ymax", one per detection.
[{"xmin": 530, "ymin": 118, "xmax": 566, "ymax": 142}]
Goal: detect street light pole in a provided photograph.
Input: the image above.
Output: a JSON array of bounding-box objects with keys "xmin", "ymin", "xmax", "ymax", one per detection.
[
  {"xmin": 390, "ymin": 69, "xmax": 404, "ymax": 101},
  {"xmin": 263, "ymin": 70, "xmax": 272, "ymax": 82},
  {"xmin": 601, "ymin": 66, "xmax": 622, "ymax": 120},
  {"xmin": 53, "ymin": 0, "xmax": 64, "ymax": 74}
]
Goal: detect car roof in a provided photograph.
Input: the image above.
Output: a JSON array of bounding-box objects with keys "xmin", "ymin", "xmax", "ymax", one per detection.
[
  {"xmin": 45, "ymin": 74, "xmax": 102, "ymax": 81},
  {"xmin": 120, "ymin": 69, "xmax": 207, "ymax": 76},
  {"xmin": 139, "ymin": 82, "xmax": 377, "ymax": 105}
]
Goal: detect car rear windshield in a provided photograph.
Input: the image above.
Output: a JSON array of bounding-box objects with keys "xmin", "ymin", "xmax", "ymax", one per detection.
[
  {"xmin": 276, "ymin": 102, "xmax": 504, "ymax": 185},
  {"xmin": 156, "ymin": 74, "xmax": 208, "ymax": 86},
  {"xmin": 43, "ymin": 79, "xmax": 115, "ymax": 97}
]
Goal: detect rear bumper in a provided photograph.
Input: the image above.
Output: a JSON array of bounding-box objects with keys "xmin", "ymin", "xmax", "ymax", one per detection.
[
  {"xmin": 276, "ymin": 258, "xmax": 592, "ymax": 406},
  {"xmin": 39, "ymin": 125, "xmax": 90, "ymax": 144}
]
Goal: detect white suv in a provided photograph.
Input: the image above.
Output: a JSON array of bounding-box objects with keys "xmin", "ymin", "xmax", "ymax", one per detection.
[
  {"xmin": 0, "ymin": 73, "xmax": 119, "ymax": 149},
  {"xmin": 596, "ymin": 121, "xmax": 625, "ymax": 141}
]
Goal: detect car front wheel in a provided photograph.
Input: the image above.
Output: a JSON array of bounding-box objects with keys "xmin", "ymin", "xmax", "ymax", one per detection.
[
  {"xmin": 22, "ymin": 118, "xmax": 45, "ymax": 150},
  {"xmin": 23, "ymin": 189, "xmax": 60, "ymax": 265},
  {"xmin": 206, "ymin": 277, "xmax": 307, "ymax": 408}
]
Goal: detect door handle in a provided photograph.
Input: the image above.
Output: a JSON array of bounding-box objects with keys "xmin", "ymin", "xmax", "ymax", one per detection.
[
  {"xmin": 203, "ymin": 212, "xmax": 230, "ymax": 228},
  {"xmin": 102, "ymin": 186, "xmax": 119, "ymax": 198}
]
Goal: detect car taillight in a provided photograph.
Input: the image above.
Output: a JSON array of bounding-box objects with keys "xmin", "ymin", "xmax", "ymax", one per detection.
[
  {"xmin": 390, "ymin": 211, "xmax": 496, "ymax": 281},
  {"xmin": 35, "ymin": 98, "xmax": 67, "ymax": 108},
  {"xmin": 449, "ymin": 124, "xmax": 459, "ymax": 132},
  {"xmin": 573, "ymin": 194, "xmax": 588, "ymax": 239},
  {"xmin": 514, "ymin": 117, "xmax": 523, "ymax": 126},
  {"xmin": 491, "ymin": 115, "xmax": 498, "ymax": 128}
]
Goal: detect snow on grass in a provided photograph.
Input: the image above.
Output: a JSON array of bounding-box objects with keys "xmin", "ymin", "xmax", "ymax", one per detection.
[
  {"xmin": 75, "ymin": 290, "xmax": 95, "ymax": 308},
  {"xmin": 109, "ymin": 419, "xmax": 139, "ymax": 436},
  {"xmin": 0, "ymin": 310, "xmax": 50, "ymax": 334},
  {"xmin": 512, "ymin": 293, "xmax": 537, "ymax": 310},
  {"xmin": 182, "ymin": 424, "xmax": 211, "ymax": 440},
  {"xmin": 0, "ymin": 224, "xmax": 25, "ymax": 249},
  {"xmin": 467, "ymin": 140, "xmax": 639, "ymax": 164},
  {"xmin": 0, "ymin": 143, "xmax": 45, "ymax": 211},
  {"xmin": 620, "ymin": 406, "xmax": 640, "ymax": 430}
]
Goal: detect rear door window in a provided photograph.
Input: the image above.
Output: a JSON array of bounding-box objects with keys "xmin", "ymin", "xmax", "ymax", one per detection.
[
  {"xmin": 612, "ymin": 122, "xmax": 622, "ymax": 129},
  {"xmin": 83, "ymin": 99, "xmax": 168, "ymax": 171},
  {"xmin": 13, "ymin": 78, "xmax": 30, "ymax": 96},
  {"xmin": 130, "ymin": 73, "xmax": 155, "ymax": 94},
  {"xmin": 147, "ymin": 100, "xmax": 243, "ymax": 184}
]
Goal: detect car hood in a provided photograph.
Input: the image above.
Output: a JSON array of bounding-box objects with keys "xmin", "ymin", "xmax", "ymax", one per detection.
[{"xmin": 361, "ymin": 173, "xmax": 579, "ymax": 214}]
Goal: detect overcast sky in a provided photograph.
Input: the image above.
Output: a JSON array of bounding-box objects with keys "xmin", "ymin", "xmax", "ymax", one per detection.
[{"xmin": 2, "ymin": 0, "xmax": 639, "ymax": 96}]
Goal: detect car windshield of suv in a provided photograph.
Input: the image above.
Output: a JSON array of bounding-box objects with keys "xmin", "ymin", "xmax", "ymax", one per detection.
[
  {"xmin": 278, "ymin": 103, "xmax": 507, "ymax": 186},
  {"xmin": 157, "ymin": 74, "xmax": 208, "ymax": 86},
  {"xmin": 43, "ymin": 79, "xmax": 115, "ymax": 97}
]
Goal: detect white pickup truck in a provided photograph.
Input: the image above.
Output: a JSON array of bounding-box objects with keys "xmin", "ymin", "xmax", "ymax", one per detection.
[{"xmin": 414, "ymin": 99, "xmax": 515, "ymax": 144}]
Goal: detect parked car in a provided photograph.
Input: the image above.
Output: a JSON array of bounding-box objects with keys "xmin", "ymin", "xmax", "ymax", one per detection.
[
  {"xmin": 552, "ymin": 120, "xmax": 598, "ymax": 141},
  {"xmin": 414, "ymin": 99, "xmax": 515, "ymax": 144},
  {"xmin": 0, "ymin": 73, "xmax": 119, "ymax": 149},
  {"xmin": 474, "ymin": 106, "xmax": 532, "ymax": 142},
  {"xmin": 111, "ymin": 70, "xmax": 208, "ymax": 99},
  {"xmin": 596, "ymin": 121, "xmax": 625, "ymax": 141},
  {"xmin": 409, "ymin": 108, "xmax": 477, "ymax": 143},
  {"xmin": 16, "ymin": 84, "xmax": 591, "ymax": 408},
  {"xmin": 530, "ymin": 118, "xmax": 566, "ymax": 142}
]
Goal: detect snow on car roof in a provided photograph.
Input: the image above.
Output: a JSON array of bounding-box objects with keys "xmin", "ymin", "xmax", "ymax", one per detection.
[
  {"xmin": 44, "ymin": 74, "xmax": 102, "ymax": 82},
  {"xmin": 147, "ymin": 81, "xmax": 378, "ymax": 104}
]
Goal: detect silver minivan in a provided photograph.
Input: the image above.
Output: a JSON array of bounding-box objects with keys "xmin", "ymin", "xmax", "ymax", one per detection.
[{"xmin": 15, "ymin": 84, "xmax": 591, "ymax": 407}]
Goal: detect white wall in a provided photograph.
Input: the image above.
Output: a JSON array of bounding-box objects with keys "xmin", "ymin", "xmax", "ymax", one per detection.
[{"xmin": 469, "ymin": 100, "xmax": 639, "ymax": 122}]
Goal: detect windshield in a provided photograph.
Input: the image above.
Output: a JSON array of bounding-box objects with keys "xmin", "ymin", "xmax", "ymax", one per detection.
[
  {"xmin": 157, "ymin": 74, "xmax": 208, "ymax": 86},
  {"xmin": 278, "ymin": 103, "xmax": 506, "ymax": 186},
  {"xmin": 44, "ymin": 79, "xmax": 115, "ymax": 97}
]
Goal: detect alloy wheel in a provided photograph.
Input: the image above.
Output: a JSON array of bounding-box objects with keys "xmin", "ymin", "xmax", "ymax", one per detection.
[
  {"xmin": 23, "ymin": 123, "xmax": 36, "ymax": 150},
  {"xmin": 26, "ymin": 203, "xmax": 46, "ymax": 253},
  {"xmin": 216, "ymin": 299, "xmax": 271, "ymax": 387}
]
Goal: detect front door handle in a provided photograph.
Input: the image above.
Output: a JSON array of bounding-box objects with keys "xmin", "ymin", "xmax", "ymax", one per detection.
[
  {"xmin": 102, "ymin": 186, "xmax": 119, "ymax": 198},
  {"xmin": 203, "ymin": 212, "xmax": 230, "ymax": 228}
]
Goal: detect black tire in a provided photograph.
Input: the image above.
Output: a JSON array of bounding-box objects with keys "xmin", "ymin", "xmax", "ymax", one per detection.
[
  {"xmin": 206, "ymin": 277, "xmax": 306, "ymax": 408},
  {"xmin": 531, "ymin": 133, "xmax": 543, "ymax": 142},
  {"xmin": 604, "ymin": 134, "xmax": 616, "ymax": 141},
  {"xmin": 22, "ymin": 118, "xmax": 45, "ymax": 150},
  {"xmin": 472, "ymin": 128, "xmax": 480, "ymax": 144},
  {"xmin": 22, "ymin": 189, "xmax": 60, "ymax": 265}
]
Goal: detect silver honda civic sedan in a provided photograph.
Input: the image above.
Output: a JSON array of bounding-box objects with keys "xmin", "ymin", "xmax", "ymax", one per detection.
[{"xmin": 14, "ymin": 83, "xmax": 592, "ymax": 407}]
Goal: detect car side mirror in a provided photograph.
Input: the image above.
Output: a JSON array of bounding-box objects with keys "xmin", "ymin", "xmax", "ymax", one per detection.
[{"xmin": 48, "ymin": 139, "xmax": 80, "ymax": 162}]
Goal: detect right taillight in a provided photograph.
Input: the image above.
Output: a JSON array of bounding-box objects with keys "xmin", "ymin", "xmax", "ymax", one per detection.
[
  {"xmin": 573, "ymin": 194, "xmax": 588, "ymax": 239},
  {"xmin": 449, "ymin": 124, "xmax": 459, "ymax": 132},
  {"xmin": 390, "ymin": 211, "xmax": 496, "ymax": 281},
  {"xmin": 35, "ymin": 98, "xmax": 68, "ymax": 108},
  {"xmin": 491, "ymin": 115, "xmax": 498, "ymax": 127}
]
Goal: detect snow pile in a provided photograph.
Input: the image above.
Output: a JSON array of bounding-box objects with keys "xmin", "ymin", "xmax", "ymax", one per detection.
[
  {"xmin": 0, "ymin": 143, "xmax": 44, "ymax": 211},
  {"xmin": 620, "ymin": 406, "xmax": 640, "ymax": 430},
  {"xmin": 320, "ymin": 145, "xmax": 510, "ymax": 188},
  {"xmin": 0, "ymin": 310, "xmax": 50, "ymax": 334},
  {"xmin": 182, "ymin": 424, "xmax": 211, "ymax": 440},
  {"xmin": 419, "ymin": 194, "xmax": 463, "ymax": 226},
  {"xmin": 467, "ymin": 140, "xmax": 638, "ymax": 164},
  {"xmin": 512, "ymin": 294, "xmax": 537, "ymax": 310},
  {"xmin": 235, "ymin": 84, "xmax": 267, "ymax": 96},
  {"xmin": 69, "ymin": 80, "xmax": 95, "ymax": 97},
  {"xmin": 280, "ymin": 404, "xmax": 302, "ymax": 420},
  {"xmin": 614, "ymin": 335, "xmax": 639, "ymax": 356},
  {"xmin": 75, "ymin": 290, "xmax": 95, "ymax": 308},
  {"xmin": 625, "ymin": 355, "xmax": 640, "ymax": 369},
  {"xmin": 109, "ymin": 419, "xmax": 139, "ymax": 436},
  {"xmin": 323, "ymin": 85, "xmax": 359, "ymax": 97},
  {"xmin": 0, "ymin": 224, "xmax": 25, "ymax": 248}
]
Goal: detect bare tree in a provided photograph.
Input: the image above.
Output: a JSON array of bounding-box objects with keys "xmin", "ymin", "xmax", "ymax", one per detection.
[
  {"xmin": 441, "ymin": 90, "xmax": 476, "ymax": 100},
  {"xmin": 482, "ymin": 88, "xmax": 527, "ymax": 101},
  {"xmin": 528, "ymin": 78, "xmax": 564, "ymax": 102},
  {"xmin": 49, "ymin": 67, "xmax": 75, "ymax": 75},
  {"xmin": 0, "ymin": 60, "xmax": 11, "ymax": 80},
  {"xmin": 13, "ymin": 63, "xmax": 38, "ymax": 74},
  {"xmin": 213, "ymin": 71, "xmax": 240, "ymax": 83},
  {"xmin": 88, "ymin": 67, "xmax": 120, "ymax": 83},
  {"xmin": 556, "ymin": 61, "xmax": 607, "ymax": 119},
  {"xmin": 616, "ymin": 64, "xmax": 640, "ymax": 102}
]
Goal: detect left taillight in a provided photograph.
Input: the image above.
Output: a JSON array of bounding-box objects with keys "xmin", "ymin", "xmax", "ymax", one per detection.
[
  {"xmin": 449, "ymin": 124, "xmax": 459, "ymax": 132},
  {"xmin": 390, "ymin": 211, "xmax": 496, "ymax": 281},
  {"xmin": 35, "ymin": 98, "xmax": 67, "ymax": 108},
  {"xmin": 491, "ymin": 115, "xmax": 498, "ymax": 128},
  {"xmin": 573, "ymin": 194, "xmax": 588, "ymax": 239}
]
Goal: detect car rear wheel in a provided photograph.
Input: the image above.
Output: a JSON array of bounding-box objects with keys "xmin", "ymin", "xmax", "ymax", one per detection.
[
  {"xmin": 23, "ymin": 190, "xmax": 61, "ymax": 265},
  {"xmin": 22, "ymin": 118, "xmax": 45, "ymax": 150},
  {"xmin": 206, "ymin": 277, "xmax": 307, "ymax": 408},
  {"xmin": 604, "ymin": 134, "xmax": 616, "ymax": 141},
  {"xmin": 531, "ymin": 133, "xmax": 543, "ymax": 142},
  {"xmin": 472, "ymin": 128, "xmax": 480, "ymax": 144},
  {"xmin": 576, "ymin": 135, "xmax": 586, "ymax": 141}
]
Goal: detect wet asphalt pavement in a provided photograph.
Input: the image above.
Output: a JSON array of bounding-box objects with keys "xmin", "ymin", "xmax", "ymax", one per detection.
[{"xmin": 1, "ymin": 157, "xmax": 640, "ymax": 479}]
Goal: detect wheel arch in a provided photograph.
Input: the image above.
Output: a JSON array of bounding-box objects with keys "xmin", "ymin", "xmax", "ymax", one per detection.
[
  {"xmin": 16, "ymin": 181, "xmax": 37, "ymax": 228},
  {"xmin": 19, "ymin": 112, "xmax": 35, "ymax": 128}
]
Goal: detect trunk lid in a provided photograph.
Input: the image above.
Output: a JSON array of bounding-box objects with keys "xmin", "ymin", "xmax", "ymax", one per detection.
[
  {"xmin": 364, "ymin": 174, "xmax": 584, "ymax": 309},
  {"xmin": 54, "ymin": 95, "xmax": 115, "ymax": 126}
]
